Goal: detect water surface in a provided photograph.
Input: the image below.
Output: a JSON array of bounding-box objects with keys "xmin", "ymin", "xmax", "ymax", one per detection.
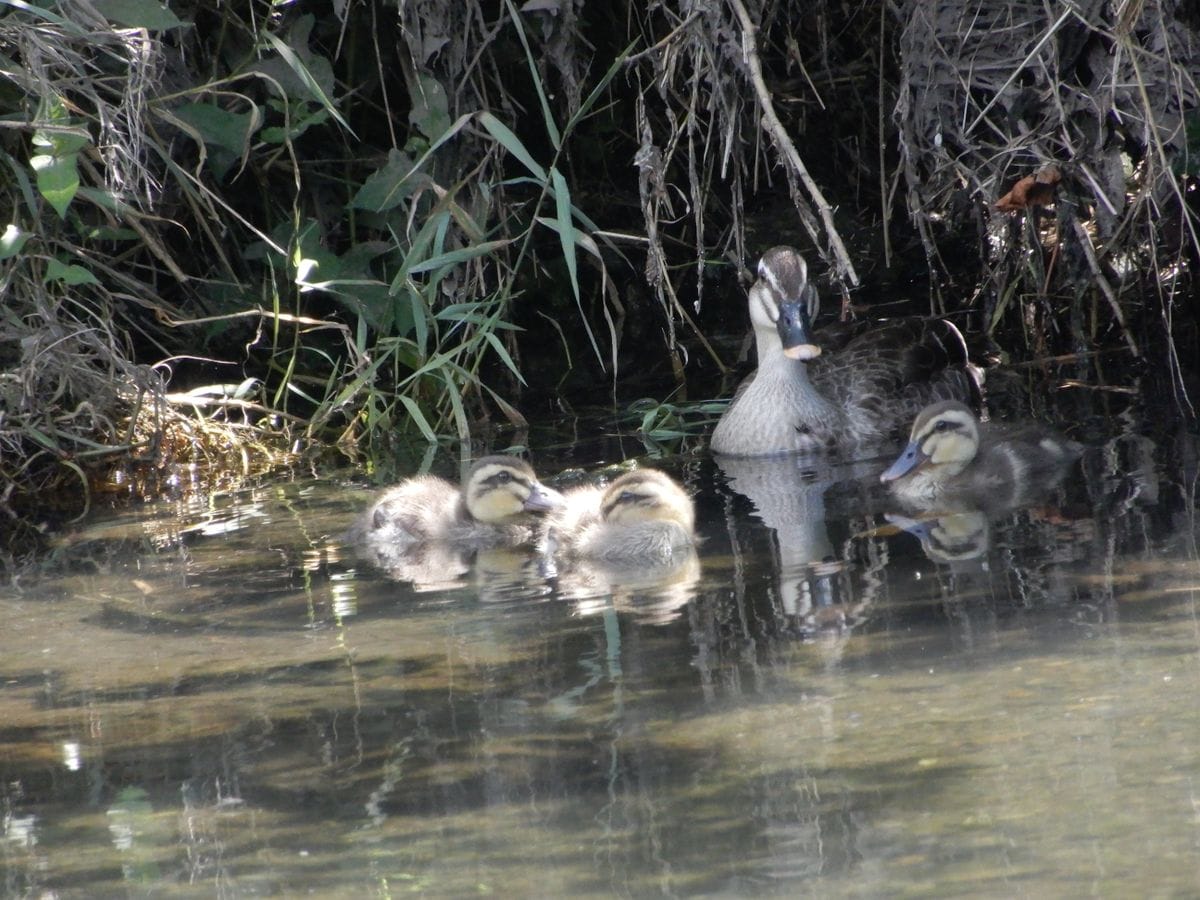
[{"xmin": 2, "ymin": 408, "xmax": 1199, "ymax": 897}]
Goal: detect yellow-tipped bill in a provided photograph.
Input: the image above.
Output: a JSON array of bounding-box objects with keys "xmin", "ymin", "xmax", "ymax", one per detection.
[{"xmin": 776, "ymin": 299, "xmax": 820, "ymax": 361}]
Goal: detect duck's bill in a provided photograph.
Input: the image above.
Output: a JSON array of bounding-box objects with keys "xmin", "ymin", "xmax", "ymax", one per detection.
[
  {"xmin": 776, "ymin": 300, "xmax": 820, "ymax": 360},
  {"xmin": 879, "ymin": 442, "xmax": 927, "ymax": 482},
  {"xmin": 782, "ymin": 343, "xmax": 822, "ymax": 360},
  {"xmin": 524, "ymin": 483, "xmax": 565, "ymax": 513}
]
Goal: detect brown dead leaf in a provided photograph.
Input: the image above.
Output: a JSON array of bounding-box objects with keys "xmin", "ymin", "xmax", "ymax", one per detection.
[{"xmin": 995, "ymin": 165, "xmax": 1062, "ymax": 212}]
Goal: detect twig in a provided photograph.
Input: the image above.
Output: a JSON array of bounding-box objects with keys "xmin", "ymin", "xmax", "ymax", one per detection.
[
  {"xmin": 728, "ymin": 0, "xmax": 859, "ymax": 286},
  {"xmin": 877, "ymin": 5, "xmax": 891, "ymax": 270},
  {"xmin": 163, "ymin": 394, "xmax": 309, "ymax": 423},
  {"xmin": 624, "ymin": 11, "xmax": 702, "ymax": 65},
  {"xmin": 1070, "ymin": 219, "xmax": 1139, "ymax": 358},
  {"xmin": 964, "ymin": 7, "xmax": 1073, "ymax": 135}
]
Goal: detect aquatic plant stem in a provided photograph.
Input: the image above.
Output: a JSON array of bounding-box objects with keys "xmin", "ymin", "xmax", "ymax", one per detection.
[{"xmin": 728, "ymin": 0, "xmax": 859, "ymax": 287}]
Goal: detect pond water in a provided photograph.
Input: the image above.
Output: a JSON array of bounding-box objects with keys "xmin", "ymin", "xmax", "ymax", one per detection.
[{"xmin": 3, "ymin": 389, "xmax": 1200, "ymax": 897}]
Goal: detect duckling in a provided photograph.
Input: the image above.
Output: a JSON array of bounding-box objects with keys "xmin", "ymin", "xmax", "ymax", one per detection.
[
  {"xmin": 880, "ymin": 400, "xmax": 1081, "ymax": 508},
  {"xmin": 542, "ymin": 469, "xmax": 696, "ymax": 564},
  {"xmin": 349, "ymin": 455, "xmax": 563, "ymax": 549},
  {"xmin": 711, "ymin": 245, "xmax": 975, "ymax": 457}
]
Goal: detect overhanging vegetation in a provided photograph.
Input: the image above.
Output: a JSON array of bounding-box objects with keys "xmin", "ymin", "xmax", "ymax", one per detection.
[{"xmin": 0, "ymin": 0, "xmax": 1196, "ymax": 541}]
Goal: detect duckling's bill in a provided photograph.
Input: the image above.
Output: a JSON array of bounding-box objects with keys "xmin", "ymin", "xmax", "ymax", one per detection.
[
  {"xmin": 880, "ymin": 441, "xmax": 927, "ymax": 482},
  {"xmin": 524, "ymin": 483, "xmax": 565, "ymax": 513}
]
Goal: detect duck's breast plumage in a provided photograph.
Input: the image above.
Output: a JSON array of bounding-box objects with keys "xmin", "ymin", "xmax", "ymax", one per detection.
[{"xmin": 711, "ymin": 357, "xmax": 841, "ymax": 456}]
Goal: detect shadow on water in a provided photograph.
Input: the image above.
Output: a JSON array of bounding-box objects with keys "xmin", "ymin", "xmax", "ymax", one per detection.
[{"xmin": 2, "ymin": 369, "xmax": 1200, "ymax": 896}]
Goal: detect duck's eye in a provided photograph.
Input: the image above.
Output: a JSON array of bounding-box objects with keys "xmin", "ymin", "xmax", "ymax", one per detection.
[
  {"xmin": 934, "ymin": 420, "xmax": 954, "ymax": 433},
  {"xmin": 618, "ymin": 491, "xmax": 641, "ymax": 505},
  {"xmin": 494, "ymin": 471, "xmax": 512, "ymax": 484}
]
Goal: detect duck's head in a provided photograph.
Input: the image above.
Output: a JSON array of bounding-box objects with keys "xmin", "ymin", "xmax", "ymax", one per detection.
[
  {"xmin": 880, "ymin": 400, "xmax": 980, "ymax": 483},
  {"xmin": 600, "ymin": 470, "xmax": 696, "ymax": 534},
  {"xmin": 463, "ymin": 456, "xmax": 564, "ymax": 523},
  {"xmin": 749, "ymin": 246, "xmax": 822, "ymax": 362}
]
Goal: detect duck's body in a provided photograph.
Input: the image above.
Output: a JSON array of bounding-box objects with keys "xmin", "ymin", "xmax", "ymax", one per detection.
[
  {"xmin": 542, "ymin": 469, "xmax": 696, "ymax": 565},
  {"xmin": 880, "ymin": 400, "xmax": 1081, "ymax": 509},
  {"xmin": 710, "ymin": 246, "xmax": 974, "ymax": 457},
  {"xmin": 349, "ymin": 456, "xmax": 563, "ymax": 549}
]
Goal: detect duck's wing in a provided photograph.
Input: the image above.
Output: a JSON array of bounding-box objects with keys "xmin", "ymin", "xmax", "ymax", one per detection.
[
  {"xmin": 839, "ymin": 317, "xmax": 969, "ymax": 382},
  {"xmin": 812, "ymin": 317, "xmax": 977, "ymax": 439}
]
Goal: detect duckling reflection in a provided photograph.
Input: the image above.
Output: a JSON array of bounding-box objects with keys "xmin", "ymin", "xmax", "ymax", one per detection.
[
  {"xmin": 885, "ymin": 510, "xmax": 991, "ymax": 566},
  {"xmin": 353, "ymin": 538, "xmax": 547, "ymax": 599},
  {"xmin": 881, "ymin": 400, "xmax": 1081, "ymax": 512},
  {"xmin": 347, "ymin": 455, "xmax": 562, "ymax": 591},
  {"xmin": 541, "ymin": 469, "xmax": 700, "ymax": 625},
  {"xmin": 559, "ymin": 551, "xmax": 702, "ymax": 626}
]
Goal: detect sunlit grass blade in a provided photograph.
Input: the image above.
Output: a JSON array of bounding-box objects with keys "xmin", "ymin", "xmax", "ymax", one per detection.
[
  {"xmin": 478, "ymin": 111, "xmax": 547, "ymax": 181},
  {"xmin": 398, "ymin": 395, "xmax": 438, "ymax": 443},
  {"xmin": 483, "ymin": 330, "xmax": 526, "ymax": 385},
  {"xmin": 536, "ymin": 214, "xmax": 603, "ymax": 367},
  {"xmin": 565, "ymin": 39, "xmax": 639, "ymax": 132},
  {"xmin": 264, "ymin": 32, "xmax": 354, "ymax": 137},
  {"xmin": 503, "ymin": 0, "xmax": 560, "ymax": 150},
  {"xmin": 406, "ymin": 239, "xmax": 512, "ymax": 274},
  {"xmin": 442, "ymin": 370, "xmax": 470, "ymax": 441}
]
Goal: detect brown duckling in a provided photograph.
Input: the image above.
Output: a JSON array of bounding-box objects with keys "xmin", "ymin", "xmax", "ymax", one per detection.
[
  {"xmin": 349, "ymin": 455, "xmax": 563, "ymax": 549},
  {"xmin": 542, "ymin": 469, "xmax": 696, "ymax": 564},
  {"xmin": 880, "ymin": 400, "xmax": 1081, "ymax": 509}
]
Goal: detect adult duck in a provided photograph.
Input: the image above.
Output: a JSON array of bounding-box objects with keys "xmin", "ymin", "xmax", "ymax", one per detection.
[{"xmin": 710, "ymin": 246, "xmax": 975, "ymax": 456}]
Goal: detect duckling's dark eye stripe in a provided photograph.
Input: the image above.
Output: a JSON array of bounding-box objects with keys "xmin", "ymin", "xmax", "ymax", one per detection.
[
  {"xmin": 480, "ymin": 472, "xmax": 529, "ymax": 490},
  {"xmin": 602, "ymin": 490, "xmax": 647, "ymax": 516}
]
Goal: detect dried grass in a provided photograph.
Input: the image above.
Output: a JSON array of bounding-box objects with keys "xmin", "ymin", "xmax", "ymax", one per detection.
[{"xmin": 894, "ymin": 0, "xmax": 1199, "ymax": 349}]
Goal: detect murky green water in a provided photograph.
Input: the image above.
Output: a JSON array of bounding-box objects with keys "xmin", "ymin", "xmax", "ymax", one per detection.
[{"xmin": 3, "ymin": 411, "xmax": 1200, "ymax": 897}]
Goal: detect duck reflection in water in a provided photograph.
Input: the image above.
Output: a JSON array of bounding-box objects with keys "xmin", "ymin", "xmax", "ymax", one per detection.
[
  {"xmin": 539, "ymin": 468, "xmax": 701, "ymax": 625},
  {"xmin": 346, "ymin": 455, "xmax": 562, "ymax": 594},
  {"xmin": 715, "ymin": 454, "xmax": 878, "ymax": 638},
  {"xmin": 884, "ymin": 510, "xmax": 992, "ymax": 567}
]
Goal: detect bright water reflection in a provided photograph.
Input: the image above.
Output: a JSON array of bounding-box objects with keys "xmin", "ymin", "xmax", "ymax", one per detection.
[{"xmin": 2, "ymin": 416, "xmax": 1200, "ymax": 897}]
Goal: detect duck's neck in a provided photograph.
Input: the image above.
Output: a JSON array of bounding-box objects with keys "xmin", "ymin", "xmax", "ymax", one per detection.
[
  {"xmin": 753, "ymin": 323, "xmax": 785, "ymax": 370},
  {"xmin": 754, "ymin": 323, "xmax": 830, "ymax": 410}
]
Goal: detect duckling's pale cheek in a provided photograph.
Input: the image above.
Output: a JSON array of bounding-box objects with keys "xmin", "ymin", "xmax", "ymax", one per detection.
[
  {"xmin": 929, "ymin": 433, "xmax": 973, "ymax": 465},
  {"xmin": 605, "ymin": 506, "xmax": 643, "ymax": 527},
  {"xmin": 472, "ymin": 489, "xmax": 525, "ymax": 522}
]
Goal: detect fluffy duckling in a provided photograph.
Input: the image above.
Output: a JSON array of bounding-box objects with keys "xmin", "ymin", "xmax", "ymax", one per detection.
[
  {"xmin": 543, "ymin": 469, "xmax": 696, "ymax": 564},
  {"xmin": 880, "ymin": 400, "xmax": 1081, "ymax": 508},
  {"xmin": 349, "ymin": 455, "xmax": 563, "ymax": 548}
]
